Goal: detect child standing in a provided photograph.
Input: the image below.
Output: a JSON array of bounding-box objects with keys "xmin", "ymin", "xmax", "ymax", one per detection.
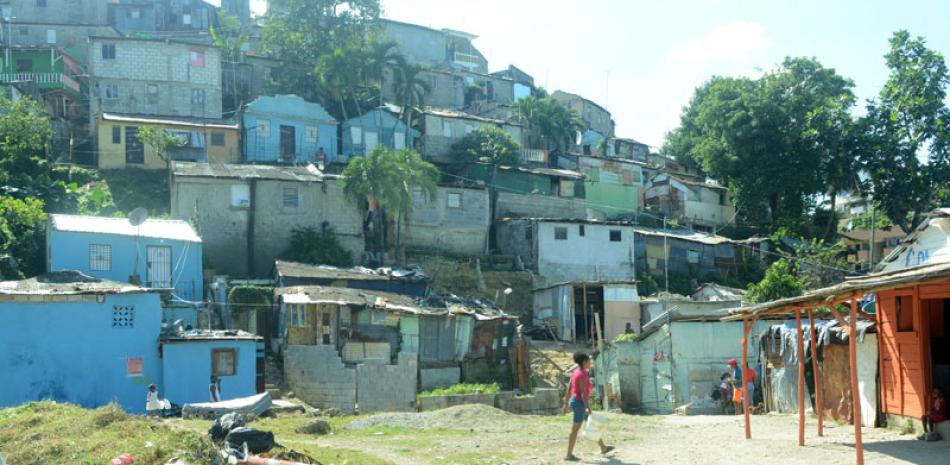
[{"xmin": 145, "ymin": 384, "xmax": 160, "ymax": 418}]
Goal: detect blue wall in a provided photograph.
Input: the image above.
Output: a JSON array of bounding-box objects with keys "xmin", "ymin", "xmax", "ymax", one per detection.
[
  {"xmin": 243, "ymin": 95, "xmax": 338, "ymax": 164},
  {"xmin": 161, "ymin": 339, "xmax": 259, "ymax": 405},
  {"xmin": 0, "ymin": 292, "xmax": 163, "ymax": 413},
  {"xmin": 48, "ymin": 230, "xmax": 203, "ymax": 302},
  {"xmin": 341, "ymin": 109, "xmax": 419, "ymax": 161}
]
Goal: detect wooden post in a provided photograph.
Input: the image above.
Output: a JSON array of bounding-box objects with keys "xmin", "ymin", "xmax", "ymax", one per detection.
[
  {"xmin": 807, "ymin": 308, "xmax": 824, "ymax": 436},
  {"xmin": 741, "ymin": 316, "xmax": 751, "ymax": 439},
  {"xmin": 849, "ymin": 300, "xmax": 865, "ymax": 465},
  {"xmin": 582, "ymin": 284, "xmax": 589, "ymax": 343},
  {"xmin": 795, "ymin": 308, "xmax": 806, "ymax": 446}
]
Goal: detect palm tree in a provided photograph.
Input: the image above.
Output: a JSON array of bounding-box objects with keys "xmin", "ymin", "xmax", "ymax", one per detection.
[
  {"xmin": 342, "ymin": 146, "xmax": 390, "ymax": 261},
  {"xmin": 513, "ymin": 95, "xmax": 583, "ymax": 151},
  {"xmin": 363, "ymin": 38, "xmax": 406, "ymax": 146},
  {"xmin": 391, "ymin": 62, "xmax": 431, "ymax": 143},
  {"xmin": 386, "ymin": 148, "xmax": 439, "ymax": 263}
]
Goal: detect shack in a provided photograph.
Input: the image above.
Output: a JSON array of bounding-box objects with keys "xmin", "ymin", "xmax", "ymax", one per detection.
[
  {"xmin": 532, "ymin": 281, "xmax": 640, "ymax": 342},
  {"xmin": 274, "ymin": 260, "xmax": 431, "ymax": 297},
  {"xmin": 161, "ymin": 330, "xmax": 265, "ymax": 406}
]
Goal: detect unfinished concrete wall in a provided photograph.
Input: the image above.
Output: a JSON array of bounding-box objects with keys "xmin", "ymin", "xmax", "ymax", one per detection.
[
  {"xmin": 406, "ymin": 186, "xmax": 489, "ymax": 256},
  {"xmin": 420, "ymin": 366, "xmax": 461, "ymax": 391},
  {"xmin": 495, "ymin": 192, "xmax": 587, "ymax": 220},
  {"xmin": 284, "ymin": 345, "xmax": 357, "ymax": 413},
  {"xmin": 171, "ymin": 176, "xmax": 249, "ymax": 276},
  {"xmin": 356, "ymin": 352, "xmax": 418, "ymax": 412}
]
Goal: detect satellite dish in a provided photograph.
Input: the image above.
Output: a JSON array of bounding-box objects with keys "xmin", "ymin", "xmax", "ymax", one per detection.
[{"xmin": 128, "ymin": 208, "xmax": 149, "ymax": 227}]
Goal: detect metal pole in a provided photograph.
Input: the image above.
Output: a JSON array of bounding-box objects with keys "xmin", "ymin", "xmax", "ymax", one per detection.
[
  {"xmin": 796, "ymin": 309, "xmax": 806, "ymax": 446},
  {"xmin": 849, "ymin": 300, "xmax": 865, "ymax": 465},
  {"xmin": 808, "ymin": 308, "xmax": 824, "ymax": 436},
  {"xmin": 741, "ymin": 316, "xmax": 751, "ymax": 439},
  {"xmin": 663, "ymin": 217, "xmax": 669, "ymax": 294}
]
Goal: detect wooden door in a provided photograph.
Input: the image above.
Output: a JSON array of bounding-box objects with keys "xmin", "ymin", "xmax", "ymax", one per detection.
[
  {"xmin": 878, "ymin": 289, "xmax": 927, "ymax": 418},
  {"xmin": 279, "ymin": 125, "xmax": 295, "ymax": 162}
]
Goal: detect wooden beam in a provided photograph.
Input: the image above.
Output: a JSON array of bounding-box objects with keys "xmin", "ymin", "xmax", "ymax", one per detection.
[
  {"xmin": 828, "ymin": 306, "xmax": 850, "ymax": 329},
  {"xmin": 849, "ymin": 300, "xmax": 865, "ymax": 465},
  {"xmin": 807, "ymin": 308, "xmax": 824, "ymax": 437},
  {"xmin": 741, "ymin": 315, "xmax": 751, "ymax": 439},
  {"xmin": 795, "ymin": 309, "xmax": 806, "ymax": 446}
]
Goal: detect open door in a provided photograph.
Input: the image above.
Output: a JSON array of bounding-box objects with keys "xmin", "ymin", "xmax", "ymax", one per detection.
[{"xmin": 279, "ymin": 125, "xmax": 296, "ymax": 163}]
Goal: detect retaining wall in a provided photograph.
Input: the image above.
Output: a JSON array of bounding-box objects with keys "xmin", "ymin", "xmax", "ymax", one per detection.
[{"xmin": 418, "ymin": 388, "xmax": 561, "ymax": 415}]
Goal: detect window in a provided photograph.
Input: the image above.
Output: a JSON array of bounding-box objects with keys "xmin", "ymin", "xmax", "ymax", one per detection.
[
  {"xmin": 230, "ymin": 184, "xmax": 250, "ymax": 208},
  {"xmin": 429, "ymin": 74, "xmax": 438, "ymax": 90},
  {"xmin": 37, "ymin": 0, "xmax": 47, "ymax": 7},
  {"xmin": 18, "ymin": 27, "xmax": 28, "ymax": 37},
  {"xmin": 101, "ymin": 44, "xmax": 116, "ymax": 60},
  {"xmin": 554, "ymin": 226, "xmax": 568, "ymax": 240},
  {"xmin": 442, "ymin": 120, "xmax": 452, "ymax": 137},
  {"xmin": 394, "ymin": 132, "xmax": 406, "ymax": 149},
  {"xmin": 687, "ymin": 249, "xmax": 700, "ymax": 264},
  {"xmin": 211, "ymin": 132, "xmax": 225, "ymax": 146},
  {"xmin": 112, "ymin": 305, "xmax": 135, "ymax": 328},
  {"xmin": 182, "ymin": 13, "xmax": 192, "ymax": 25},
  {"xmin": 191, "ymin": 88, "xmax": 205, "ymax": 105},
  {"xmin": 15, "ymin": 59, "xmax": 32, "ymax": 72},
  {"xmin": 321, "ymin": 311, "xmax": 331, "ymax": 345},
  {"xmin": 447, "ymin": 192, "xmax": 462, "ymax": 209},
  {"xmin": 896, "ymin": 295, "xmax": 914, "ymax": 332},
  {"xmin": 350, "ymin": 126, "xmax": 362, "ymax": 144},
  {"xmin": 146, "ymin": 84, "xmax": 159, "ymax": 104},
  {"xmin": 464, "ymin": 124, "xmax": 473, "ymax": 135},
  {"xmin": 112, "ymin": 126, "xmax": 121, "ymax": 144},
  {"xmin": 525, "ymin": 224, "xmax": 533, "ymax": 241},
  {"xmin": 46, "ymin": 29, "xmax": 56, "ymax": 44},
  {"xmin": 579, "ymin": 225, "xmax": 585, "ymax": 237},
  {"xmin": 104, "ymin": 83, "xmax": 119, "ymax": 100},
  {"xmin": 282, "ymin": 186, "xmax": 299, "ymax": 208},
  {"xmin": 188, "ymin": 49, "xmax": 205, "ymax": 67},
  {"xmin": 211, "ymin": 348, "xmax": 236, "ymax": 376},
  {"xmin": 289, "ymin": 304, "xmax": 307, "ymax": 327},
  {"xmin": 305, "ymin": 126, "xmax": 318, "ymax": 143},
  {"xmin": 364, "ymin": 131, "xmax": 378, "ymax": 151},
  {"xmin": 412, "ymin": 187, "xmax": 427, "ymax": 205},
  {"xmin": 256, "ymin": 119, "xmax": 270, "ymax": 137},
  {"xmin": 128, "ymin": 7, "xmax": 141, "ymax": 19},
  {"xmin": 89, "ymin": 244, "xmax": 112, "ymax": 271},
  {"xmin": 609, "ymin": 230, "xmax": 622, "ymax": 242}
]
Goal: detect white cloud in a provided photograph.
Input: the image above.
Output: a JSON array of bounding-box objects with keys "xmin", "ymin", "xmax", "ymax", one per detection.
[{"xmin": 667, "ymin": 21, "xmax": 773, "ymax": 64}]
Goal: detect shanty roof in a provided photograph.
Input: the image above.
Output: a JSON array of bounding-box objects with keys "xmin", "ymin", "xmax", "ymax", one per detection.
[
  {"xmin": 277, "ymin": 285, "xmax": 441, "ymax": 315},
  {"xmin": 0, "ymin": 271, "xmax": 155, "ymax": 296},
  {"xmin": 723, "ymin": 261, "xmax": 950, "ymax": 321},
  {"xmin": 498, "ymin": 165, "xmax": 585, "ymax": 180},
  {"xmin": 533, "ymin": 280, "xmax": 639, "ymax": 292},
  {"xmin": 275, "ymin": 261, "xmax": 430, "ymax": 283},
  {"xmin": 423, "ymin": 106, "xmax": 520, "ymax": 125},
  {"xmin": 101, "ymin": 113, "xmax": 238, "ymax": 130},
  {"xmin": 649, "ymin": 172, "xmax": 728, "ymax": 191},
  {"xmin": 839, "ymin": 228, "xmax": 906, "ymax": 243},
  {"xmin": 172, "ymin": 162, "xmax": 329, "ymax": 182},
  {"xmin": 498, "ymin": 217, "xmax": 757, "ymax": 246},
  {"xmin": 162, "ymin": 329, "xmax": 262, "ymax": 342},
  {"xmin": 50, "ymin": 214, "xmax": 201, "ymax": 243},
  {"xmin": 692, "ymin": 282, "xmax": 746, "ymax": 301}
]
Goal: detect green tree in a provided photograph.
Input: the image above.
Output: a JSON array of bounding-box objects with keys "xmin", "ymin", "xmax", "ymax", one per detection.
[
  {"xmin": 664, "ymin": 57, "xmax": 855, "ymax": 231},
  {"xmin": 512, "ymin": 94, "xmax": 582, "ymax": 151},
  {"xmin": 449, "ymin": 126, "xmax": 522, "ymax": 232},
  {"xmin": 745, "ymin": 259, "xmax": 804, "ymax": 304},
  {"xmin": 261, "ymin": 0, "xmax": 380, "ymax": 103},
  {"xmin": 386, "ymin": 148, "xmax": 439, "ymax": 263},
  {"xmin": 861, "ymin": 30, "xmax": 950, "ymax": 233},
  {"xmin": 137, "ymin": 127, "xmax": 186, "ymax": 169},
  {"xmin": 281, "ymin": 223, "xmax": 353, "ymax": 267},
  {"xmin": 0, "ymin": 196, "xmax": 47, "ymax": 279}
]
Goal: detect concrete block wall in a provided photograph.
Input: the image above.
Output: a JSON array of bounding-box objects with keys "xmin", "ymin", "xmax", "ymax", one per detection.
[
  {"xmin": 420, "ymin": 366, "xmax": 461, "ymax": 391},
  {"xmin": 419, "ymin": 388, "xmax": 561, "ymax": 415},
  {"xmin": 356, "ymin": 352, "xmax": 418, "ymax": 412},
  {"xmin": 171, "ymin": 177, "xmax": 250, "ymax": 276},
  {"xmin": 284, "ymin": 345, "xmax": 357, "ymax": 413},
  {"xmin": 406, "ymin": 186, "xmax": 489, "ymax": 256},
  {"xmin": 496, "ymin": 192, "xmax": 588, "ymax": 221}
]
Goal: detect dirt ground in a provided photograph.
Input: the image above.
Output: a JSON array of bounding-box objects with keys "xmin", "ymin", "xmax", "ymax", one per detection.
[{"xmin": 291, "ymin": 407, "xmax": 950, "ymax": 465}]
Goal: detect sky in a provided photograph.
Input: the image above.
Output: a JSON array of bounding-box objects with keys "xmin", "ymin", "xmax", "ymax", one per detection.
[{"xmin": 251, "ymin": 0, "xmax": 950, "ymax": 149}]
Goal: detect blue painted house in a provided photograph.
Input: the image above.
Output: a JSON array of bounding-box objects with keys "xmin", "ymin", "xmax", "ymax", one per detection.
[
  {"xmin": 243, "ymin": 94, "xmax": 338, "ymax": 164},
  {"xmin": 47, "ymin": 214, "xmax": 204, "ymax": 302},
  {"xmin": 0, "ymin": 273, "xmax": 164, "ymax": 413},
  {"xmin": 161, "ymin": 330, "xmax": 263, "ymax": 406},
  {"xmin": 341, "ymin": 106, "xmax": 419, "ymax": 162}
]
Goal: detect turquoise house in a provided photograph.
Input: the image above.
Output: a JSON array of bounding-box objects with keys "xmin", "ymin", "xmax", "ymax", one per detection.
[
  {"xmin": 243, "ymin": 94, "xmax": 338, "ymax": 164},
  {"xmin": 0, "ymin": 273, "xmax": 163, "ymax": 413},
  {"xmin": 161, "ymin": 331, "xmax": 264, "ymax": 406},
  {"xmin": 341, "ymin": 107, "xmax": 419, "ymax": 162},
  {"xmin": 47, "ymin": 214, "xmax": 204, "ymax": 302}
]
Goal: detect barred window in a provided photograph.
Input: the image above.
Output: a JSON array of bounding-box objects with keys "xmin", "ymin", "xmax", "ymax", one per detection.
[
  {"xmin": 282, "ymin": 186, "xmax": 299, "ymax": 208},
  {"xmin": 89, "ymin": 244, "xmax": 112, "ymax": 271},
  {"xmin": 212, "ymin": 349, "xmax": 236, "ymax": 376},
  {"xmin": 554, "ymin": 226, "xmax": 568, "ymax": 240},
  {"xmin": 112, "ymin": 305, "xmax": 135, "ymax": 328}
]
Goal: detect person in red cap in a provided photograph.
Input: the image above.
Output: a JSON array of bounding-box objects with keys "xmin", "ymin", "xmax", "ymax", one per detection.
[{"xmin": 727, "ymin": 359, "xmax": 756, "ymax": 414}]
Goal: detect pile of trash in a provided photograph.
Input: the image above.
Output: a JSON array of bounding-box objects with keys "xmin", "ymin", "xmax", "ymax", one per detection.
[{"xmin": 208, "ymin": 412, "xmax": 323, "ymax": 465}]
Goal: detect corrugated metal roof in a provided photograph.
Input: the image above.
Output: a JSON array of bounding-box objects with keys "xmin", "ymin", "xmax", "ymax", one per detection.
[
  {"xmin": 0, "ymin": 271, "xmax": 154, "ymax": 295},
  {"xmin": 50, "ymin": 214, "xmax": 201, "ymax": 243},
  {"xmin": 101, "ymin": 113, "xmax": 238, "ymax": 129},
  {"xmin": 172, "ymin": 161, "xmax": 330, "ymax": 182},
  {"xmin": 276, "ymin": 285, "xmax": 442, "ymax": 315},
  {"xmin": 162, "ymin": 329, "xmax": 262, "ymax": 342},
  {"xmin": 275, "ymin": 261, "xmax": 430, "ymax": 283},
  {"xmin": 498, "ymin": 165, "xmax": 585, "ymax": 180}
]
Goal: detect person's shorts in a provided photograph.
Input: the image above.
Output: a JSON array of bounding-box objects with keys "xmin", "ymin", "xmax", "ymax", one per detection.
[
  {"xmin": 732, "ymin": 386, "xmax": 745, "ymax": 403},
  {"xmin": 569, "ymin": 396, "xmax": 586, "ymax": 424}
]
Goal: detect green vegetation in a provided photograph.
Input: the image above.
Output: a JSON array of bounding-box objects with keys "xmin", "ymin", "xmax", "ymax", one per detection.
[
  {"xmin": 99, "ymin": 169, "xmax": 170, "ymax": 217},
  {"xmin": 281, "ymin": 223, "xmax": 354, "ymax": 267},
  {"xmin": 512, "ymin": 92, "xmax": 583, "ymax": 151},
  {"xmin": 418, "ymin": 383, "xmax": 502, "ymax": 398},
  {"xmin": 613, "ymin": 333, "xmax": 637, "ymax": 343},
  {"xmin": 0, "ymin": 196, "xmax": 47, "ymax": 278},
  {"xmin": 746, "ymin": 259, "xmax": 804, "ymax": 304}
]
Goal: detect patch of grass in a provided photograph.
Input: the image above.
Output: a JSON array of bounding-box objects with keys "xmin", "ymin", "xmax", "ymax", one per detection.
[
  {"xmin": 418, "ymin": 383, "xmax": 501, "ymax": 398},
  {"xmin": 99, "ymin": 168, "xmax": 170, "ymax": 217},
  {"xmin": 0, "ymin": 401, "xmax": 218, "ymax": 465}
]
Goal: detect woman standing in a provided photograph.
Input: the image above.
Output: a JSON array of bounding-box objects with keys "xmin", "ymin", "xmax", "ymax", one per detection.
[{"xmin": 563, "ymin": 352, "xmax": 613, "ymax": 461}]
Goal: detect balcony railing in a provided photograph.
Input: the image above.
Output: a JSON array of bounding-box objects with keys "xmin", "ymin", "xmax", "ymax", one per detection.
[
  {"xmin": 0, "ymin": 72, "xmax": 80, "ymax": 93},
  {"xmin": 521, "ymin": 148, "xmax": 549, "ymax": 164},
  {"xmin": 453, "ymin": 51, "xmax": 481, "ymax": 67}
]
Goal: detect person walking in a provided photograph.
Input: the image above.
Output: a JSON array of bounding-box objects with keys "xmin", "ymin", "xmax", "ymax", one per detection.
[
  {"xmin": 209, "ymin": 375, "xmax": 221, "ymax": 402},
  {"xmin": 563, "ymin": 352, "xmax": 614, "ymax": 461}
]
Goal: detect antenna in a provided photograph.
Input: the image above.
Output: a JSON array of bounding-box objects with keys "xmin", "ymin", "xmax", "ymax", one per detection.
[{"xmin": 128, "ymin": 208, "xmax": 149, "ymax": 285}]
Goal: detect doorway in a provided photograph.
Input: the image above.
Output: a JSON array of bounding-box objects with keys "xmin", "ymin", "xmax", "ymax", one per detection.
[
  {"xmin": 146, "ymin": 245, "xmax": 172, "ymax": 289},
  {"xmin": 279, "ymin": 125, "xmax": 296, "ymax": 163},
  {"xmin": 573, "ymin": 285, "xmax": 604, "ymax": 342},
  {"xmin": 125, "ymin": 126, "xmax": 144, "ymax": 164},
  {"xmin": 926, "ymin": 299, "xmax": 950, "ymax": 402}
]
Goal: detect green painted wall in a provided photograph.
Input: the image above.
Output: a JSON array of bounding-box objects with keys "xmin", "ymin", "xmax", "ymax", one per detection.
[{"xmin": 580, "ymin": 159, "xmax": 643, "ymax": 219}]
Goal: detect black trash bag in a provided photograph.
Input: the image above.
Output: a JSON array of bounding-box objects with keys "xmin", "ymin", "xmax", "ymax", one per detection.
[
  {"xmin": 225, "ymin": 427, "xmax": 277, "ymax": 454},
  {"xmin": 209, "ymin": 412, "xmax": 247, "ymax": 441}
]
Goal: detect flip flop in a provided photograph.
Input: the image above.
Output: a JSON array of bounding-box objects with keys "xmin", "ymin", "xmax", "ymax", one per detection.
[
  {"xmin": 601, "ymin": 446, "xmax": 615, "ymax": 455},
  {"xmin": 565, "ymin": 454, "xmax": 580, "ymax": 462}
]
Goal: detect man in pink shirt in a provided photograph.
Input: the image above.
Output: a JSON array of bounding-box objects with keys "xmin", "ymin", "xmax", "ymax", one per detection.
[{"xmin": 562, "ymin": 352, "xmax": 614, "ymax": 461}]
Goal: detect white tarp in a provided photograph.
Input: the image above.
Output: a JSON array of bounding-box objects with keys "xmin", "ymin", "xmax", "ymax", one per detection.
[{"xmin": 182, "ymin": 392, "xmax": 272, "ymax": 419}]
